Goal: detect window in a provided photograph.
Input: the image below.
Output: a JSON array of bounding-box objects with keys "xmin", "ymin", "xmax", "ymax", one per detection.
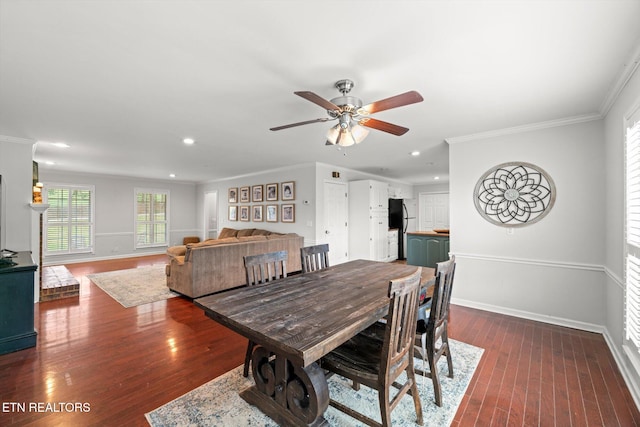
[
  {"xmin": 135, "ymin": 188, "xmax": 169, "ymax": 248},
  {"xmin": 625, "ymin": 103, "xmax": 640, "ymax": 353},
  {"xmin": 44, "ymin": 184, "xmax": 94, "ymax": 255}
]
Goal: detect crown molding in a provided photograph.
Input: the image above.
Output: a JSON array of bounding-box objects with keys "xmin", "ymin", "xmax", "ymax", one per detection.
[
  {"xmin": 315, "ymin": 162, "xmax": 414, "ymax": 186},
  {"xmin": 200, "ymin": 162, "xmax": 316, "ymax": 184},
  {"xmin": 445, "ymin": 112, "xmax": 603, "ymax": 145},
  {"xmin": 600, "ymin": 40, "xmax": 640, "ymax": 115},
  {"xmin": 0, "ymin": 135, "xmax": 36, "ymax": 145}
]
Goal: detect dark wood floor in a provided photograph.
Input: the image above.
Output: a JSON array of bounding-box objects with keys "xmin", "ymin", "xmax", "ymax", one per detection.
[{"xmin": 1, "ymin": 254, "xmax": 639, "ymax": 426}]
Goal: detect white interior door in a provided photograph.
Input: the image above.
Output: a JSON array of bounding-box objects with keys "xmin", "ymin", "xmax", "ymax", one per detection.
[
  {"xmin": 323, "ymin": 181, "xmax": 348, "ymax": 265},
  {"xmin": 204, "ymin": 191, "xmax": 218, "ymax": 240},
  {"xmin": 419, "ymin": 192, "xmax": 449, "ymax": 231}
]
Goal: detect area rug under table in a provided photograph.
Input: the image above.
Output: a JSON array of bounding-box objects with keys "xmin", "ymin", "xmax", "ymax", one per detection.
[
  {"xmin": 87, "ymin": 265, "xmax": 178, "ymax": 308},
  {"xmin": 145, "ymin": 339, "xmax": 483, "ymax": 427}
]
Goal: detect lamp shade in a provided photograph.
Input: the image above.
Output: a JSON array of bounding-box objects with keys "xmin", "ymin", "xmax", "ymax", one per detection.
[{"xmin": 326, "ymin": 123, "xmax": 369, "ymax": 147}]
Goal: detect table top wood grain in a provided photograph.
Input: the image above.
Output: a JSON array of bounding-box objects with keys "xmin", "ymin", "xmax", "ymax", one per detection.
[{"xmin": 195, "ymin": 260, "xmax": 434, "ymax": 367}]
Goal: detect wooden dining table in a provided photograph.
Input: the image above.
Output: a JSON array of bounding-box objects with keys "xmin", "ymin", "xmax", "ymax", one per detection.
[{"xmin": 195, "ymin": 259, "xmax": 435, "ymax": 427}]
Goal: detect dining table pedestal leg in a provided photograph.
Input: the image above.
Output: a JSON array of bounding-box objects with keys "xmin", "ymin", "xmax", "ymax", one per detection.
[{"xmin": 240, "ymin": 345, "xmax": 330, "ymax": 427}]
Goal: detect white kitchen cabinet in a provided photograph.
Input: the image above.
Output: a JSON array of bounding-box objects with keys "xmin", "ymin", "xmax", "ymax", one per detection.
[
  {"xmin": 349, "ymin": 180, "xmax": 389, "ymax": 261},
  {"xmin": 387, "ymin": 229, "xmax": 399, "ymax": 262}
]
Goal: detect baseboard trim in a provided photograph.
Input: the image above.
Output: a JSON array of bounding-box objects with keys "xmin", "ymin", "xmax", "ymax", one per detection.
[
  {"xmin": 452, "ymin": 298, "xmax": 604, "ymax": 333},
  {"xmin": 453, "ymin": 298, "xmax": 640, "ymax": 411},
  {"xmin": 42, "ymin": 250, "xmax": 166, "ymax": 266}
]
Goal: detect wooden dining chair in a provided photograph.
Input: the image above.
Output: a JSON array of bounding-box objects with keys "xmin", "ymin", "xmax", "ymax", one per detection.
[
  {"xmin": 242, "ymin": 250, "xmax": 288, "ymax": 377},
  {"xmin": 300, "ymin": 244, "xmax": 330, "ymax": 273},
  {"xmin": 414, "ymin": 255, "xmax": 456, "ymax": 406},
  {"xmin": 321, "ymin": 267, "xmax": 424, "ymax": 427}
]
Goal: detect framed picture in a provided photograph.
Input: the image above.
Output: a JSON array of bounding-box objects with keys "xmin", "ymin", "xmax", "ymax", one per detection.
[
  {"xmin": 228, "ymin": 187, "xmax": 238, "ymax": 203},
  {"xmin": 266, "ymin": 204, "xmax": 278, "ymax": 222},
  {"xmin": 252, "ymin": 185, "xmax": 263, "ymax": 202},
  {"xmin": 266, "ymin": 183, "xmax": 278, "ymax": 201},
  {"xmin": 252, "ymin": 205, "xmax": 263, "ymax": 222},
  {"xmin": 228, "ymin": 205, "xmax": 237, "ymax": 221},
  {"xmin": 281, "ymin": 181, "xmax": 295, "ymax": 201},
  {"xmin": 240, "ymin": 187, "xmax": 250, "ymax": 203},
  {"xmin": 281, "ymin": 204, "xmax": 295, "ymax": 223},
  {"xmin": 239, "ymin": 206, "xmax": 250, "ymax": 221}
]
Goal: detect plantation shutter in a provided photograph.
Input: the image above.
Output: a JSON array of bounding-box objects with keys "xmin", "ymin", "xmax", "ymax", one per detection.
[
  {"xmin": 626, "ymin": 105, "xmax": 640, "ymax": 350},
  {"xmin": 44, "ymin": 185, "xmax": 94, "ymax": 254},
  {"xmin": 135, "ymin": 189, "xmax": 169, "ymax": 248}
]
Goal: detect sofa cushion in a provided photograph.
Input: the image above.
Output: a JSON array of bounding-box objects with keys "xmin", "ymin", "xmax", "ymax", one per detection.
[
  {"xmin": 188, "ymin": 237, "xmax": 239, "ymax": 248},
  {"xmin": 252, "ymin": 229, "xmax": 271, "ymax": 236},
  {"xmin": 167, "ymin": 245, "xmax": 187, "ymax": 258},
  {"xmin": 218, "ymin": 227, "xmax": 238, "ymax": 239},
  {"xmin": 237, "ymin": 228, "xmax": 255, "ymax": 237}
]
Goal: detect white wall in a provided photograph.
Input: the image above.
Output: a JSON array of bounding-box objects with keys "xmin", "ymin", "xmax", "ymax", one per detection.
[
  {"xmin": 0, "ymin": 136, "xmax": 37, "ymax": 300},
  {"xmin": 0, "ymin": 136, "xmax": 35, "ymax": 252},
  {"xmin": 449, "ymin": 119, "xmax": 606, "ymax": 328},
  {"xmin": 39, "ymin": 170, "xmax": 197, "ymax": 264},
  {"xmin": 196, "ymin": 163, "xmax": 318, "ymax": 245},
  {"xmin": 604, "ymin": 60, "xmax": 640, "ymax": 398},
  {"xmin": 195, "ymin": 162, "xmax": 415, "ymax": 249}
]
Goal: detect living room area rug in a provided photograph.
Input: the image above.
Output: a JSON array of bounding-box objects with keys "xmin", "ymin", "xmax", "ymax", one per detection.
[
  {"xmin": 87, "ymin": 265, "xmax": 178, "ymax": 308},
  {"xmin": 145, "ymin": 339, "xmax": 483, "ymax": 427}
]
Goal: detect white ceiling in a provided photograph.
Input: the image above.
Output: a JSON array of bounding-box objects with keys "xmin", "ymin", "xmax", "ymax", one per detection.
[{"xmin": 1, "ymin": 0, "xmax": 639, "ymax": 184}]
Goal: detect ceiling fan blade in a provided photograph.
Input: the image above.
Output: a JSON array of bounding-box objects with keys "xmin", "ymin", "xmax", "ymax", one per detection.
[
  {"xmin": 360, "ymin": 91, "xmax": 423, "ymax": 114},
  {"xmin": 359, "ymin": 117, "xmax": 409, "ymax": 136},
  {"xmin": 295, "ymin": 91, "xmax": 341, "ymax": 111},
  {"xmin": 270, "ymin": 117, "xmax": 331, "ymax": 131}
]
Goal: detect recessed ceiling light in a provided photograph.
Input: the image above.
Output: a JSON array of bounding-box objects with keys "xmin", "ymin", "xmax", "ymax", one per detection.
[
  {"xmin": 183, "ymin": 138, "xmax": 195, "ymax": 145},
  {"xmin": 53, "ymin": 142, "xmax": 70, "ymax": 148},
  {"xmin": 45, "ymin": 161, "xmax": 55, "ymax": 165},
  {"xmin": 410, "ymin": 151, "xmax": 420, "ymax": 156},
  {"xmin": 169, "ymin": 173, "xmax": 176, "ymax": 178},
  {"xmin": 434, "ymin": 176, "xmax": 440, "ymax": 180}
]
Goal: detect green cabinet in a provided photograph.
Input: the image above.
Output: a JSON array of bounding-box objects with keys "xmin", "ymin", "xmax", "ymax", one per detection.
[
  {"xmin": 0, "ymin": 251, "xmax": 37, "ymax": 355},
  {"xmin": 406, "ymin": 233, "xmax": 450, "ymax": 268}
]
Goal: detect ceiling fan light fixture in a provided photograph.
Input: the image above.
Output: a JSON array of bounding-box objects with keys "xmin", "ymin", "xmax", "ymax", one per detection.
[
  {"xmin": 272, "ymin": 79, "xmax": 422, "ymax": 147},
  {"xmin": 350, "ymin": 123, "xmax": 369, "ymax": 144},
  {"xmin": 326, "ymin": 123, "xmax": 368, "ymax": 147}
]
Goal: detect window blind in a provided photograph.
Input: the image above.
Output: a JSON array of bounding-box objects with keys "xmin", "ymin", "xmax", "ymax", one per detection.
[
  {"xmin": 626, "ymin": 106, "xmax": 640, "ymax": 349},
  {"xmin": 135, "ymin": 189, "xmax": 169, "ymax": 248},
  {"xmin": 44, "ymin": 185, "xmax": 94, "ymax": 255}
]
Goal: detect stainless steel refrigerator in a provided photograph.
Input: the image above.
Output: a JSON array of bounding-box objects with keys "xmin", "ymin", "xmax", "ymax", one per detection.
[{"xmin": 388, "ymin": 198, "xmax": 417, "ymax": 260}]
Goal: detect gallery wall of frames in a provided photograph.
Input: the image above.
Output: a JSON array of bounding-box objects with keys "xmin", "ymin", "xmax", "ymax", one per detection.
[{"xmin": 227, "ymin": 181, "xmax": 295, "ymax": 223}]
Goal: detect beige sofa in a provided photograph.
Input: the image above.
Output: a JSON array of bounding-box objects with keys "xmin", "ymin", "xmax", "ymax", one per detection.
[{"xmin": 165, "ymin": 227, "xmax": 304, "ymax": 298}]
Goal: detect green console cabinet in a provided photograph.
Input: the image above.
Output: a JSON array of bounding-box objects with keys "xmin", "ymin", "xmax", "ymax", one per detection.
[
  {"xmin": 0, "ymin": 251, "xmax": 37, "ymax": 355},
  {"xmin": 406, "ymin": 232, "xmax": 450, "ymax": 268}
]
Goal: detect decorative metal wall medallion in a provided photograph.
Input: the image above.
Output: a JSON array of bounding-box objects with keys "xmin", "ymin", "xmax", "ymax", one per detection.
[{"xmin": 474, "ymin": 162, "xmax": 556, "ymax": 227}]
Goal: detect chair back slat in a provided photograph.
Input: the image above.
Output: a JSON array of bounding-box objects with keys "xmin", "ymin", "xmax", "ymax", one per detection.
[
  {"xmin": 244, "ymin": 250, "xmax": 288, "ymax": 286},
  {"xmin": 381, "ymin": 267, "xmax": 422, "ymax": 379},
  {"xmin": 428, "ymin": 255, "xmax": 456, "ymax": 329},
  {"xmin": 300, "ymin": 244, "xmax": 330, "ymax": 273}
]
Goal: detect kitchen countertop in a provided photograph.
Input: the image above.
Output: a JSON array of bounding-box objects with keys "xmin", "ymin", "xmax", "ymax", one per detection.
[{"xmin": 407, "ymin": 230, "xmax": 450, "ymax": 237}]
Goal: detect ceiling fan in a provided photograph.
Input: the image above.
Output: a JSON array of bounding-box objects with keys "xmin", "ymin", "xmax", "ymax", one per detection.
[{"xmin": 270, "ymin": 79, "xmax": 423, "ymax": 147}]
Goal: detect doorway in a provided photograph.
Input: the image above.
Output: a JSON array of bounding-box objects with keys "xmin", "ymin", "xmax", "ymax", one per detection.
[
  {"xmin": 204, "ymin": 191, "xmax": 218, "ymax": 240},
  {"xmin": 323, "ymin": 181, "xmax": 348, "ymax": 265}
]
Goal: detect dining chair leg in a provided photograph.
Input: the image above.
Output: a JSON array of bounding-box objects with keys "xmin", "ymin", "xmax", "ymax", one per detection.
[
  {"xmin": 243, "ymin": 340, "xmax": 255, "ymax": 377},
  {"xmin": 408, "ymin": 366, "xmax": 424, "ymax": 426},
  {"xmin": 443, "ymin": 327, "xmax": 454, "ymax": 378},
  {"xmin": 426, "ymin": 334, "xmax": 442, "ymax": 407},
  {"xmin": 379, "ymin": 386, "xmax": 392, "ymax": 427},
  {"xmin": 418, "ymin": 334, "xmax": 427, "ymax": 387}
]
